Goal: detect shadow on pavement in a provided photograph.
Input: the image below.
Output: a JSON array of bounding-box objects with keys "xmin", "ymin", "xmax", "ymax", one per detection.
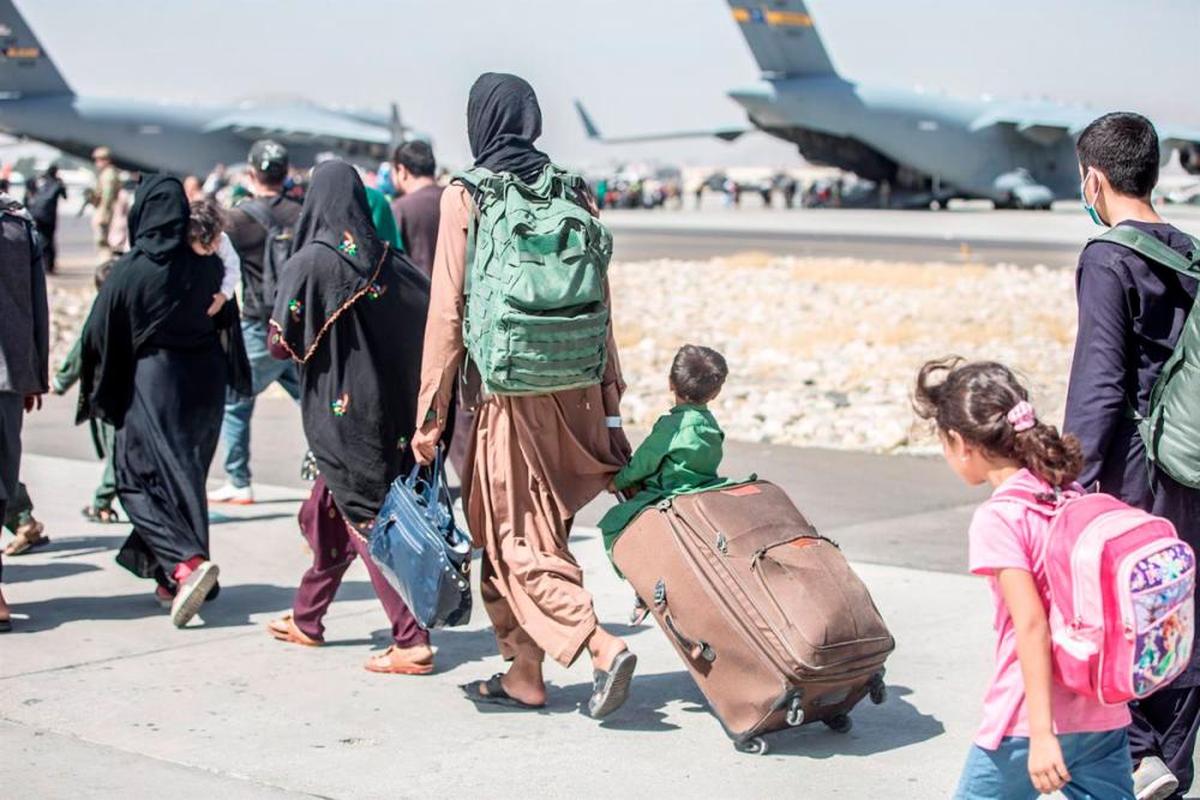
[
  {"xmin": 196, "ymin": 581, "xmax": 379, "ymax": 629},
  {"xmin": 16, "ymin": 532, "xmax": 126, "ymax": 557},
  {"xmin": 553, "ymin": 676, "xmax": 943, "ymax": 755},
  {"xmin": 764, "ymin": 685, "xmax": 944, "ymax": 758},
  {"xmin": 209, "ymin": 512, "xmax": 296, "ymax": 526},
  {"xmin": 2, "ymin": 560, "xmax": 101, "ymax": 584},
  {"xmin": 9, "ymin": 580, "xmax": 381, "ymax": 633}
]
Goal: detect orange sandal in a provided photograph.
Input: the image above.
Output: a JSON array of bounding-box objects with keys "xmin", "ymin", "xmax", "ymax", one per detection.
[
  {"xmin": 364, "ymin": 644, "xmax": 434, "ymax": 675},
  {"xmin": 266, "ymin": 613, "xmax": 323, "ymax": 647}
]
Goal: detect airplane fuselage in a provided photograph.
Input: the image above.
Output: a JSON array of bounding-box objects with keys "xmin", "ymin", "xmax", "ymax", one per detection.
[
  {"xmin": 0, "ymin": 94, "xmax": 378, "ymax": 176},
  {"xmin": 730, "ymin": 76, "xmax": 1081, "ymax": 202}
]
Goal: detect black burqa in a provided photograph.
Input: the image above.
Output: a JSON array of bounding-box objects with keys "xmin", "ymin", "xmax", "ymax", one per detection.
[
  {"xmin": 79, "ymin": 175, "xmax": 249, "ymax": 587},
  {"xmin": 467, "ymin": 72, "xmax": 551, "ymax": 184},
  {"xmin": 270, "ymin": 161, "xmax": 431, "ymax": 526}
]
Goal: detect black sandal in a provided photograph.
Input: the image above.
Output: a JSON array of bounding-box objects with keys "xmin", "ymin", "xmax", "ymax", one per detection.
[
  {"xmin": 0, "ymin": 618, "xmax": 12, "ymax": 633},
  {"xmin": 461, "ymin": 673, "xmax": 545, "ymax": 710},
  {"xmin": 81, "ymin": 505, "xmax": 120, "ymax": 524},
  {"xmin": 588, "ymin": 650, "xmax": 638, "ymax": 719}
]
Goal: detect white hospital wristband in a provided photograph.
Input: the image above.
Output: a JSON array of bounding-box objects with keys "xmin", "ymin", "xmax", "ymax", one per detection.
[{"xmin": 605, "ymin": 416, "xmax": 623, "ymax": 429}]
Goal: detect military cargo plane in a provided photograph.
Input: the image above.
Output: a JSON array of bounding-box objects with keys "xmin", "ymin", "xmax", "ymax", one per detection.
[
  {"xmin": 0, "ymin": 0, "xmax": 418, "ymax": 176},
  {"xmin": 578, "ymin": 0, "xmax": 1200, "ymax": 208}
]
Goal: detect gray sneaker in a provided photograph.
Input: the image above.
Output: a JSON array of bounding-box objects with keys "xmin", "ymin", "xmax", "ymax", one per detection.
[
  {"xmin": 170, "ymin": 561, "xmax": 220, "ymax": 628},
  {"xmin": 1134, "ymin": 756, "xmax": 1179, "ymax": 800}
]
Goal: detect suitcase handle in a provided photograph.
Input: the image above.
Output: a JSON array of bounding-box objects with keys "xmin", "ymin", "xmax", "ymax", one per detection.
[{"xmin": 654, "ymin": 579, "xmax": 716, "ymax": 663}]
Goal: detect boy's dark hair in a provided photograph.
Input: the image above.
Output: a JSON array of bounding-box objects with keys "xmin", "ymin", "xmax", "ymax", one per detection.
[
  {"xmin": 392, "ymin": 140, "xmax": 436, "ymax": 178},
  {"xmin": 188, "ymin": 198, "xmax": 224, "ymax": 247},
  {"xmin": 1076, "ymin": 112, "xmax": 1160, "ymax": 198},
  {"xmin": 913, "ymin": 357, "xmax": 1083, "ymax": 488},
  {"xmin": 670, "ymin": 344, "xmax": 728, "ymax": 404}
]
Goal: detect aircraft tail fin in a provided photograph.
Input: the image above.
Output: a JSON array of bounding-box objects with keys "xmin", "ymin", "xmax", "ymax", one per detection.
[
  {"xmin": 728, "ymin": 1, "xmax": 837, "ymax": 77},
  {"xmin": 574, "ymin": 100, "xmax": 602, "ymax": 140},
  {"xmin": 0, "ymin": 0, "xmax": 71, "ymax": 96}
]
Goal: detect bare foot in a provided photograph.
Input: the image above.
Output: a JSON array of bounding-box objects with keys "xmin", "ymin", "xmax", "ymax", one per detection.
[
  {"xmin": 0, "ymin": 587, "xmax": 11, "ymax": 622},
  {"xmin": 587, "ymin": 627, "xmax": 628, "ymax": 673},
  {"xmin": 483, "ymin": 656, "xmax": 546, "ymax": 707},
  {"xmin": 364, "ymin": 643, "xmax": 435, "ymax": 675}
]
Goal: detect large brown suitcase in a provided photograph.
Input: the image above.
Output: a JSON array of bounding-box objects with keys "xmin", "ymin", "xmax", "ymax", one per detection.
[{"xmin": 612, "ymin": 480, "xmax": 894, "ymax": 754}]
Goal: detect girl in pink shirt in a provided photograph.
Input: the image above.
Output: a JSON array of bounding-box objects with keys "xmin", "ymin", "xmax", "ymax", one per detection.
[{"xmin": 914, "ymin": 358, "xmax": 1134, "ymax": 799}]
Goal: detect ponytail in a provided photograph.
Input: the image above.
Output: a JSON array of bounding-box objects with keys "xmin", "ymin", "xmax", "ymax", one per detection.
[{"xmin": 913, "ymin": 357, "xmax": 1083, "ymax": 489}]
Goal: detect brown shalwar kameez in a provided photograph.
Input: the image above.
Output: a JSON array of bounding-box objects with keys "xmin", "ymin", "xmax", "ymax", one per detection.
[{"xmin": 416, "ymin": 185, "xmax": 625, "ymax": 667}]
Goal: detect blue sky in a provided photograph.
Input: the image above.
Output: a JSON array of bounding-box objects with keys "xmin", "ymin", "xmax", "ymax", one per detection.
[{"xmin": 22, "ymin": 0, "xmax": 1199, "ymax": 168}]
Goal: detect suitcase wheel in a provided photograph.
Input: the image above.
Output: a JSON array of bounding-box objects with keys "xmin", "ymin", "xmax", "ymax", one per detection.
[
  {"xmin": 824, "ymin": 714, "xmax": 853, "ymax": 734},
  {"xmin": 869, "ymin": 672, "xmax": 887, "ymax": 705},
  {"xmin": 786, "ymin": 696, "xmax": 805, "ymax": 727},
  {"xmin": 734, "ymin": 736, "xmax": 770, "ymax": 756}
]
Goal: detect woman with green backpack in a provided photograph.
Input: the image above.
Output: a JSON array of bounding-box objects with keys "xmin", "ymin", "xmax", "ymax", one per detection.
[{"xmin": 411, "ymin": 73, "xmax": 637, "ymax": 718}]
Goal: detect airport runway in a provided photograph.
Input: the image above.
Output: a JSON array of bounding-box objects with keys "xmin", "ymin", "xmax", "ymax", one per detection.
[
  {"xmin": 52, "ymin": 203, "xmax": 1200, "ymax": 272},
  {"xmin": 610, "ymin": 224, "xmax": 1082, "ymax": 267},
  {"xmin": 606, "ymin": 203, "xmax": 1200, "ymax": 267}
]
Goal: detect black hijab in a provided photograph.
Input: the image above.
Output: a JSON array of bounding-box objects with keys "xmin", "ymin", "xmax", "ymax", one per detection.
[
  {"xmin": 271, "ymin": 161, "xmax": 387, "ymax": 363},
  {"xmin": 270, "ymin": 160, "xmax": 432, "ymax": 525},
  {"xmin": 78, "ymin": 175, "xmax": 243, "ymax": 426},
  {"xmin": 467, "ymin": 72, "xmax": 551, "ymax": 184}
]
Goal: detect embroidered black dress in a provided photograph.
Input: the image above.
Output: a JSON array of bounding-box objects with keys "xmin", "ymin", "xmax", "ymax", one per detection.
[{"xmin": 269, "ymin": 161, "xmax": 430, "ymax": 527}]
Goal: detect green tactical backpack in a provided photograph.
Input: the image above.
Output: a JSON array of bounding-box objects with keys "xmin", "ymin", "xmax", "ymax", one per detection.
[
  {"xmin": 1094, "ymin": 225, "xmax": 1200, "ymax": 487},
  {"xmin": 455, "ymin": 164, "xmax": 613, "ymax": 396}
]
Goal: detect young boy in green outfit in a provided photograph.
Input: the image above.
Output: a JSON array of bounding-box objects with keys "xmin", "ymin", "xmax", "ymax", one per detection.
[
  {"xmin": 52, "ymin": 260, "xmax": 120, "ymax": 524},
  {"xmin": 600, "ymin": 345, "xmax": 731, "ymax": 557}
]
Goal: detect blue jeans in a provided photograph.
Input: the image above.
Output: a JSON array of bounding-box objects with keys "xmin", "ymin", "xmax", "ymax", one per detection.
[
  {"xmin": 954, "ymin": 730, "xmax": 1133, "ymax": 799},
  {"xmin": 220, "ymin": 318, "xmax": 300, "ymax": 487}
]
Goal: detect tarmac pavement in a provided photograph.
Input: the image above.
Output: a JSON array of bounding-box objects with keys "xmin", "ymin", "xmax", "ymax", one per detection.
[
  {"xmin": 10, "ymin": 205, "xmax": 1200, "ymax": 797},
  {"xmin": 4, "ymin": 453, "xmax": 983, "ymax": 799}
]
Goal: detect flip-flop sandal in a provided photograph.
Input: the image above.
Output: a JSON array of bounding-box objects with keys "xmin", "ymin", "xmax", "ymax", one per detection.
[
  {"xmin": 0, "ymin": 618, "xmax": 11, "ymax": 633},
  {"xmin": 588, "ymin": 650, "xmax": 638, "ymax": 719},
  {"xmin": 364, "ymin": 645, "xmax": 434, "ymax": 675},
  {"xmin": 4, "ymin": 522, "xmax": 48, "ymax": 556},
  {"xmin": 461, "ymin": 673, "xmax": 545, "ymax": 710},
  {"xmin": 266, "ymin": 613, "xmax": 323, "ymax": 647},
  {"xmin": 81, "ymin": 505, "xmax": 120, "ymax": 524}
]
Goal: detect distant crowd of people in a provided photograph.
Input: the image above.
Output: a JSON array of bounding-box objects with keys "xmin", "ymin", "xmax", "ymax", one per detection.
[{"xmin": 1, "ymin": 78, "xmax": 1199, "ymax": 799}]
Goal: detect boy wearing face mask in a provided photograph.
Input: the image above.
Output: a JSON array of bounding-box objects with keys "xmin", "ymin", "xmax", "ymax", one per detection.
[{"xmin": 1064, "ymin": 111, "xmax": 1200, "ymax": 800}]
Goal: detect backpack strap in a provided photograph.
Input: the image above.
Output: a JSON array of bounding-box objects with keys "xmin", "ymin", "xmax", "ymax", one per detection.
[
  {"xmin": 989, "ymin": 482, "xmax": 1085, "ymax": 514},
  {"xmin": 237, "ymin": 198, "xmax": 273, "ymax": 233},
  {"xmin": 1091, "ymin": 226, "xmax": 1200, "ymax": 432},
  {"xmin": 1090, "ymin": 226, "xmax": 1200, "ymax": 278}
]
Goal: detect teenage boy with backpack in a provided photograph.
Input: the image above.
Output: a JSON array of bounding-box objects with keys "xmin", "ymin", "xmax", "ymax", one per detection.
[
  {"xmin": 1064, "ymin": 111, "xmax": 1200, "ymax": 800},
  {"xmin": 209, "ymin": 140, "xmax": 302, "ymax": 505}
]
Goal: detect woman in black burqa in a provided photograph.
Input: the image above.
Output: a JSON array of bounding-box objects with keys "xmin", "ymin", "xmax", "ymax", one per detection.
[
  {"xmin": 264, "ymin": 160, "xmax": 436, "ymax": 675},
  {"xmin": 79, "ymin": 175, "xmax": 249, "ymax": 628}
]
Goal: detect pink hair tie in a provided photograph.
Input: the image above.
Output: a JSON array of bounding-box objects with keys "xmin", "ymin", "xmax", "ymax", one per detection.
[{"xmin": 1007, "ymin": 401, "xmax": 1037, "ymax": 432}]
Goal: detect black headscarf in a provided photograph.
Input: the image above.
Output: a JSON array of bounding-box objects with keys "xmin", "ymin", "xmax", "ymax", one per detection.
[
  {"xmin": 78, "ymin": 175, "xmax": 245, "ymax": 426},
  {"xmin": 467, "ymin": 72, "xmax": 551, "ymax": 184},
  {"xmin": 271, "ymin": 161, "xmax": 386, "ymax": 362},
  {"xmin": 291, "ymin": 160, "xmax": 384, "ymax": 279},
  {"xmin": 270, "ymin": 160, "xmax": 431, "ymax": 525}
]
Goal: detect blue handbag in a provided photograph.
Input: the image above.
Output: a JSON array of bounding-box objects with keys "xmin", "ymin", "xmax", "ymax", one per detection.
[{"xmin": 368, "ymin": 447, "xmax": 472, "ymax": 629}]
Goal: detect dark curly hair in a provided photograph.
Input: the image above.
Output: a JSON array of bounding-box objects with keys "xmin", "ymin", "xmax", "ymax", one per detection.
[
  {"xmin": 187, "ymin": 198, "xmax": 225, "ymax": 248},
  {"xmin": 913, "ymin": 357, "xmax": 1083, "ymax": 488},
  {"xmin": 670, "ymin": 344, "xmax": 728, "ymax": 405}
]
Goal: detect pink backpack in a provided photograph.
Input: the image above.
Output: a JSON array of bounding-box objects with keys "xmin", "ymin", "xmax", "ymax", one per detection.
[{"xmin": 992, "ymin": 486, "xmax": 1196, "ymax": 705}]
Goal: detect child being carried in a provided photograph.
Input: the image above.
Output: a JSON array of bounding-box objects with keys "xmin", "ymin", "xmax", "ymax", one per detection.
[{"xmin": 600, "ymin": 344, "xmax": 735, "ymax": 559}]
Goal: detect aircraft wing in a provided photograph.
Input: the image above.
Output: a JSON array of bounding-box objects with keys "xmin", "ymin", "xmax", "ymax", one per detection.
[
  {"xmin": 968, "ymin": 106, "xmax": 1095, "ymax": 145},
  {"xmin": 203, "ymin": 105, "xmax": 392, "ymax": 148},
  {"xmin": 574, "ymin": 100, "xmax": 749, "ymax": 144},
  {"xmin": 974, "ymin": 106, "xmax": 1200, "ymax": 167}
]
